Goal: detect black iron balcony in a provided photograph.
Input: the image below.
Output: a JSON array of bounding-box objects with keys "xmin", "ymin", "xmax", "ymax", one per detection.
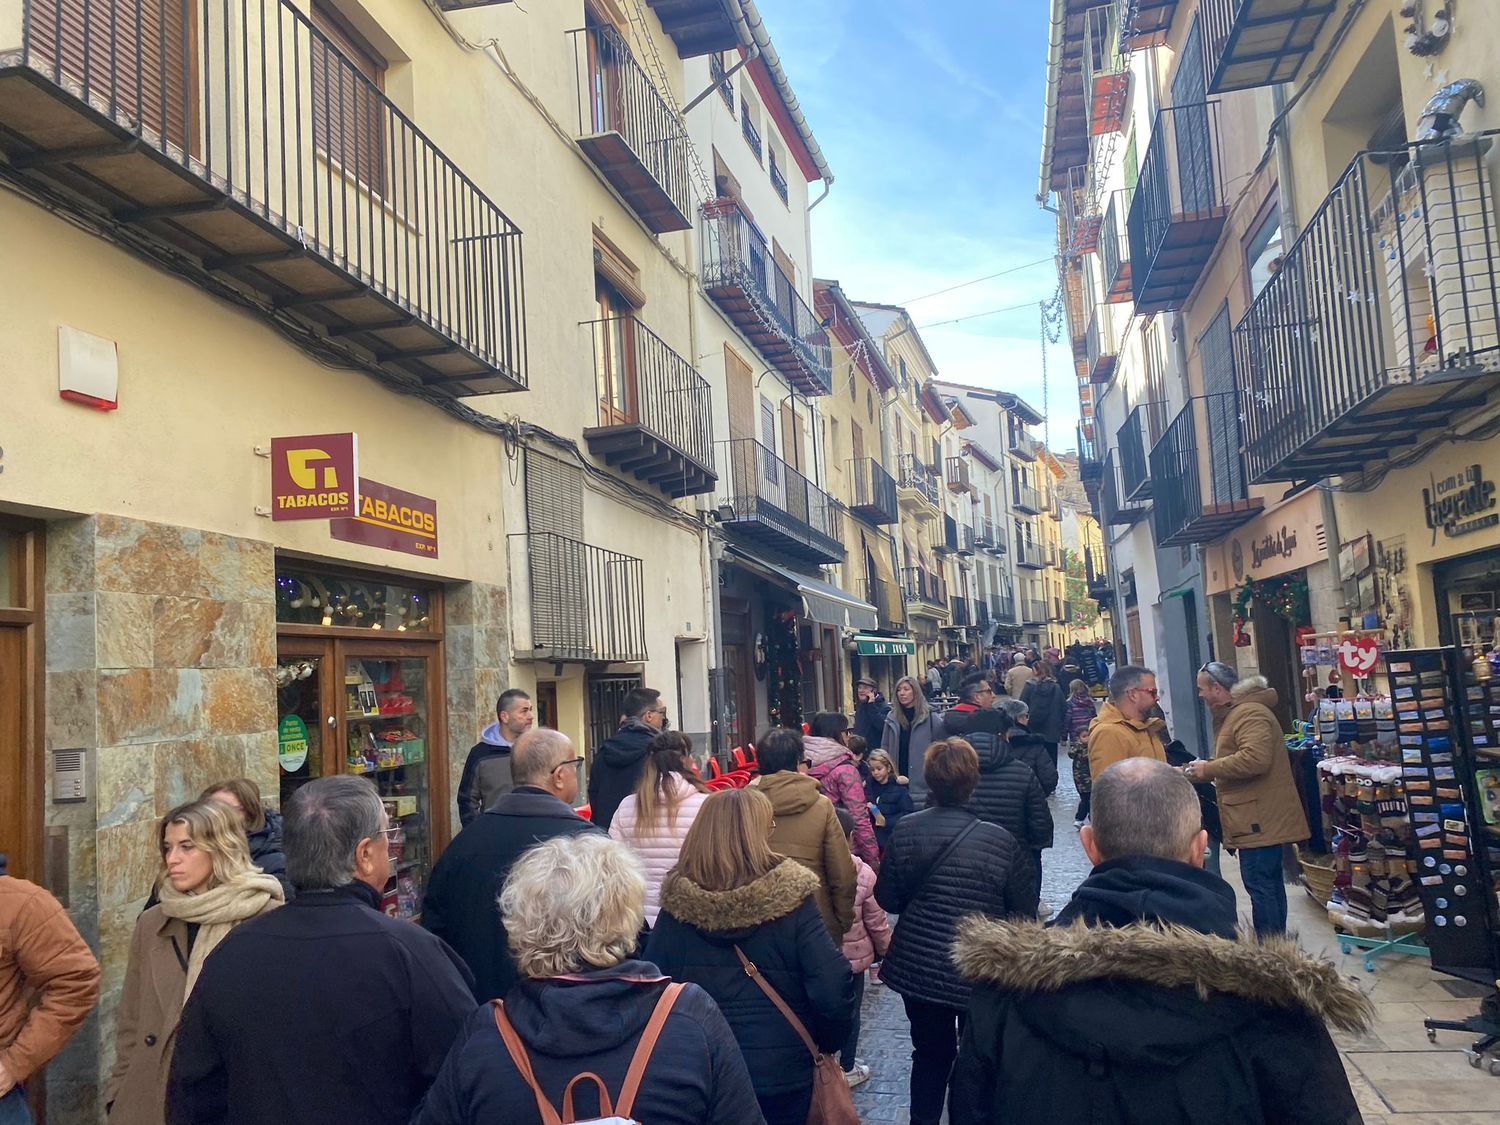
[
  {"xmin": 1086, "ymin": 310, "xmax": 1117, "ymax": 385},
  {"xmin": 642, "ymin": 0, "xmax": 740, "ymax": 57},
  {"xmin": 741, "ymin": 106, "xmax": 763, "ymax": 161},
  {"xmin": 1084, "ymin": 2, "xmax": 1128, "ymax": 136},
  {"xmin": 513, "ymin": 533, "xmax": 646, "ymax": 662},
  {"xmin": 1009, "ymin": 432, "xmax": 1039, "ymax": 461},
  {"xmin": 975, "ymin": 518, "xmax": 998, "ymax": 550},
  {"xmin": 949, "ymin": 596, "xmax": 973, "ymax": 628},
  {"xmin": 936, "ymin": 514, "xmax": 960, "ymax": 557},
  {"xmin": 1063, "ymin": 599, "xmax": 1074, "ymax": 622},
  {"xmin": 1078, "ymin": 422, "xmax": 1103, "ymax": 483},
  {"xmin": 770, "ymin": 151, "xmax": 789, "ymax": 204},
  {"xmin": 977, "ymin": 598, "xmax": 991, "ymax": 629},
  {"xmin": 991, "ymin": 592, "xmax": 1016, "ymax": 622},
  {"xmin": 897, "ymin": 453, "xmax": 942, "ymax": 518},
  {"xmin": 583, "ymin": 317, "xmax": 715, "ymax": 498},
  {"xmin": 1118, "ymin": 402, "xmax": 1169, "ymax": 502},
  {"xmin": 1062, "ymin": 164, "xmax": 1101, "ymax": 257},
  {"xmin": 858, "ymin": 577, "xmax": 905, "ymax": 632},
  {"xmin": 716, "ymin": 438, "xmax": 843, "ymax": 566},
  {"xmin": 1127, "ymin": 102, "xmax": 1228, "ymax": 313},
  {"xmin": 1015, "ymin": 538, "xmax": 1047, "ymax": 570},
  {"xmin": 1125, "ymin": 0, "xmax": 1180, "ymax": 47},
  {"xmin": 848, "ymin": 458, "xmax": 898, "ymax": 524},
  {"xmin": 1022, "ymin": 597, "xmax": 1049, "ymax": 625},
  {"xmin": 1238, "ymin": 136, "xmax": 1500, "ymax": 484},
  {"xmin": 1202, "ymin": 0, "xmax": 1337, "ymax": 94},
  {"xmin": 710, "ymin": 53, "xmax": 735, "ymax": 109},
  {"xmin": 571, "ymin": 25, "xmax": 692, "ymax": 234},
  {"xmin": 945, "ymin": 456, "xmax": 973, "ymax": 493},
  {"xmin": 901, "ymin": 567, "xmax": 947, "ymax": 612},
  {"xmin": 1100, "ymin": 190, "xmax": 1134, "ymax": 303},
  {"xmin": 958, "ymin": 523, "xmax": 976, "ymax": 556},
  {"xmin": 701, "ymin": 199, "xmax": 832, "ymax": 395},
  {"xmin": 1013, "ymin": 481, "xmax": 1042, "ymax": 515},
  {"xmin": 1051, "ymin": 598, "xmax": 1065, "ymax": 624},
  {"xmin": 1, "ymin": 0, "xmax": 527, "ymax": 397},
  {"xmin": 1150, "ymin": 392, "xmax": 1264, "ymax": 545},
  {"xmin": 1101, "ymin": 449, "xmax": 1151, "ymax": 527}
]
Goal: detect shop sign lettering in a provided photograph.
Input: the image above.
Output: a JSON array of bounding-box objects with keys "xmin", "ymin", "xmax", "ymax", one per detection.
[
  {"xmin": 1423, "ymin": 464, "xmax": 1498, "ymax": 543},
  {"xmin": 270, "ymin": 433, "xmax": 359, "ymax": 520},
  {"xmin": 1338, "ymin": 636, "xmax": 1381, "ymax": 676},
  {"xmin": 1251, "ymin": 526, "xmax": 1299, "ymax": 569},
  {"xmin": 330, "ymin": 478, "xmax": 439, "ymax": 558},
  {"xmin": 277, "ymin": 714, "xmax": 310, "ymax": 773}
]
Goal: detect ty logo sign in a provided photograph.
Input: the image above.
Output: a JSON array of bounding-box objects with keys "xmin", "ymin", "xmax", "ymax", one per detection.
[
  {"xmin": 1337, "ymin": 636, "xmax": 1381, "ymax": 676},
  {"xmin": 270, "ymin": 433, "xmax": 359, "ymax": 520}
]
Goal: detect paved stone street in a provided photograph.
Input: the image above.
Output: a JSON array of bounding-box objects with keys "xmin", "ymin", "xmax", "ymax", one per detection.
[{"xmin": 847, "ymin": 750, "xmax": 1500, "ymax": 1124}]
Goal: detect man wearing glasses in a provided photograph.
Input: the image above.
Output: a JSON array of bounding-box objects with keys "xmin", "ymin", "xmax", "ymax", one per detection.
[
  {"xmin": 588, "ymin": 687, "xmax": 669, "ymax": 831},
  {"xmin": 1086, "ymin": 666, "xmax": 1167, "ymax": 783}
]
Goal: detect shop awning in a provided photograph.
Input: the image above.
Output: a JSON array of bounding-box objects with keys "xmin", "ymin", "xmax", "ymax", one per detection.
[
  {"xmin": 728, "ymin": 549, "xmax": 878, "ymax": 631},
  {"xmin": 851, "ymin": 634, "xmax": 916, "ymax": 656}
]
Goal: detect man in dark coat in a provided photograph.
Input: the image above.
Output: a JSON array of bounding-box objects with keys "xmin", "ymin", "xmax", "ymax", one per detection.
[
  {"xmin": 587, "ymin": 686, "xmax": 666, "ymax": 831},
  {"xmin": 996, "ymin": 698, "xmax": 1059, "ymax": 795},
  {"xmin": 948, "ymin": 759, "xmax": 1368, "ymax": 1125},
  {"xmin": 853, "ymin": 677, "xmax": 891, "ymax": 749},
  {"xmin": 454, "ymin": 687, "xmax": 533, "ymax": 827},
  {"xmin": 423, "ymin": 728, "xmax": 598, "ymax": 1001},
  {"xmin": 167, "ymin": 776, "xmax": 476, "ymax": 1125}
]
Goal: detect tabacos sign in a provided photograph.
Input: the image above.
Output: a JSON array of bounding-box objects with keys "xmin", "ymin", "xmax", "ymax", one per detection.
[
  {"xmin": 1423, "ymin": 464, "xmax": 1499, "ymax": 544},
  {"xmin": 270, "ymin": 433, "xmax": 358, "ymax": 520},
  {"xmin": 331, "ymin": 478, "xmax": 439, "ymax": 558}
]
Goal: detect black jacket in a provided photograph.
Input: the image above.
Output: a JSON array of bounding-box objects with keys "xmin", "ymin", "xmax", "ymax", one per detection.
[
  {"xmin": 853, "ymin": 694, "xmax": 891, "ymax": 749},
  {"xmin": 455, "ymin": 726, "xmax": 515, "ymax": 828},
  {"xmin": 865, "ymin": 775, "xmax": 915, "ymax": 853},
  {"xmin": 588, "ymin": 720, "xmax": 656, "ymax": 831},
  {"xmin": 412, "ymin": 961, "xmax": 762, "ymax": 1125},
  {"xmin": 961, "ymin": 727, "xmax": 1053, "ymax": 853},
  {"xmin": 873, "ymin": 807, "xmax": 1035, "ymax": 1010},
  {"xmin": 1008, "ymin": 729, "xmax": 1058, "ymax": 796},
  {"xmin": 949, "ymin": 857, "xmax": 1370, "ymax": 1125},
  {"xmin": 646, "ymin": 860, "xmax": 853, "ymax": 1099},
  {"xmin": 423, "ymin": 788, "xmax": 599, "ymax": 1002},
  {"xmin": 1020, "ymin": 678, "xmax": 1066, "ymax": 744},
  {"xmin": 166, "ymin": 883, "xmax": 476, "ymax": 1125}
]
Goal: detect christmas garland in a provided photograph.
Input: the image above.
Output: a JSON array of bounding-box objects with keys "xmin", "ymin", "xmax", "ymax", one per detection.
[{"xmin": 1233, "ymin": 576, "xmax": 1311, "ymax": 623}]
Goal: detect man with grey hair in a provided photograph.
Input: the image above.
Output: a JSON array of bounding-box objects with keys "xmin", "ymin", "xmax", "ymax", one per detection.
[
  {"xmin": 422, "ymin": 728, "xmax": 601, "ymax": 1002},
  {"xmin": 167, "ymin": 776, "xmax": 475, "ymax": 1125},
  {"xmin": 948, "ymin": 757, "xmax": 1366, "ymax": 1124}
]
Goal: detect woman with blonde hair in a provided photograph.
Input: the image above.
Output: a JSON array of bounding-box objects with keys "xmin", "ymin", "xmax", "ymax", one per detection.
[
  {"xmin": 415, "ymin": 834, "xmax": 760, "ymax": 1125},
  {"xmin": 647, "ymin": 788, "xmax": 854, "ymax": 1125},
  {"xmin": 107, "ymin": 799, "xmax": 283, "ymax": 1121},
  {"xmin": 608, "ymin": 731, "xmax": 711, "ymax": 924},
  {"xmin": 881, "ymin": 674, "xmax": 946, "ymax": 806}
]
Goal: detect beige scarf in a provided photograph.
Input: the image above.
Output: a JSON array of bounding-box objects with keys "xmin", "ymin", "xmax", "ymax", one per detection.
[{"xmin": 158, "ymin": 872, "xmax": 285, "ymax": 996}]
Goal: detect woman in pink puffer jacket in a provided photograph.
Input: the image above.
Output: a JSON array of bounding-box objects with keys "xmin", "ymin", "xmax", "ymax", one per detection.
[
  {"xmin": 804, "ymin": 713, "xmax": 879, "ymax": 865},
  {"xmin": 834, "ymin": 807, "xmax": 892, "ymax": 1086},
  {"xmin": 608, "ymin": 731, "xmax": 710, "ymax": 925}
]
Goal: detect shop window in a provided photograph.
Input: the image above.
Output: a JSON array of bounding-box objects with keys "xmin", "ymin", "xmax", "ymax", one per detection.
[{"xmin": 275, "ymin": 566, "xmax": 434, "ymax": 631}]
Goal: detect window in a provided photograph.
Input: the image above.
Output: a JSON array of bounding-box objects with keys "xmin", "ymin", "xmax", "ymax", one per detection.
[
  {"xmin": 740, "ymin": 88, "xmax": 763, "ymax": 162},
  {"xmin": 760, "ymin": 396, "xmax": 778, "ymax": 483},
  {"xmin": 311, "ymin": 1, "xmax": 387, "ymax": 192},
  {"xmin": 711, "ymin": 52, "xmax": 735, "ymax": 110},
  {"xmin": 594, "ymin": 277, "xmax": 637, "ymax": 426},
  {"xmin": 1245, "ymin": 203, "xmax": 1284, "ymax": 300}
]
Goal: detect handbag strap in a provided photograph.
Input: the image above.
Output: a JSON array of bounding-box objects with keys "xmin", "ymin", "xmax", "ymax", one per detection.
[
  {"xmin": 733, "ymin": 945, "xmax": 821, "ymax": 1062},
  {"xmin": 911, "ymin": 817, "xmax": 981, "ymax": 894}
]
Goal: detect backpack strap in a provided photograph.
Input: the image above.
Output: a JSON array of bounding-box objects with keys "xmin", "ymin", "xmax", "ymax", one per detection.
[
  {"xmin": 560, "ymin": 1073, "xmax": 615, "ymax": 1122},
  {"xmin": 492, "ymin": 1001, "xmax": 564, "ymax": 1125},
  {"xmin": 615, "ymin": 981, "xmax": 686, "ymax": 1118}
]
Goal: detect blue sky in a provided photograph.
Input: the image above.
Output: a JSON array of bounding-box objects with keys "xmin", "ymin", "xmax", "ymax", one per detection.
[{"xmin": 753, "ymin": 0, "xmax": 1080, "ymax": 450}]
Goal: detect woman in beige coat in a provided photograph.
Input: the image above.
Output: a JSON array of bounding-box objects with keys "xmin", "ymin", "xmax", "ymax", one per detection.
[{"xmin": 107, "ymin": 799, "xmax": 284, "ymax": 1122}]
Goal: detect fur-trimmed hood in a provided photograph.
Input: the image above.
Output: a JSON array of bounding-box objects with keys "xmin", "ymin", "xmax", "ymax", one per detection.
[
  {"xmin": 1230, "ymin": 674, "xmax": 1277, "ymax": 711},
  {"xmin": 954, "ymin": 917, "xmax": 1372, "ymax": 1035},
  {"xmin": 658, "ymin": 858, "xmax": 821, "ymax": 938}
]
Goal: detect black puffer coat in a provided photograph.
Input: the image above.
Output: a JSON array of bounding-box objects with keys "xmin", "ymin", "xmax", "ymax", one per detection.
[
  {"xmin": 588, "ymin": 720, "xmax": 656, "ymax": 831},
  {"xmin": 247, "ymin": 809, "xmax": 293, "ymax": 900},
  {"xmin": 963, "ymin": 730, "xmax": 1052, "ymax": 853},
  {"xmin": 1008, "ymin": 729, "xmax": 1059, "ymax": 796},
  {"xmin": 873, "ymin": 807, "xmax": 1035, "ymax": 1010}
]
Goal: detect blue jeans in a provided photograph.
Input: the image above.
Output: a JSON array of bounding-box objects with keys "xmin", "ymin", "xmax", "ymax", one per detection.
[
  {"xmin": 0, "ymin": 1088, "xmax": 32, "ymax": 1125},
  {"xmin": 1238, "ymin": 844, "xmax": 1288, "ymax": 937}
]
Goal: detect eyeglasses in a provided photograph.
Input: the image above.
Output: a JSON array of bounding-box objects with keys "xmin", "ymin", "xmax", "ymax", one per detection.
[
  {"xmin": 1132, "ymin": 686, "xmax": 1160, "ymax": 698},
  {"xmin": 552, "ymin": 756, "xmax": 585, "ymax": 773}
]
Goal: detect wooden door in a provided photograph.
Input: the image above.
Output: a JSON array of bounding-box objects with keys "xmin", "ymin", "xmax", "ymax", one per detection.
[
  {"xmin": 595, "ymin": 279, "xmax": 637, "ymax": 426},
  {"xmin": 583, "ymin": 7, "xmax": 626, "ymax": 136},
  {"xmin": 0, "ymin": 628, "xmax": 28, "ymax": 876},
  {"xmin": 0, "ymin": 522, "xmax": 41, "ymax": 884},
  {"xmin": 535, "ymin": 681, "xmax": 559, "ymax": 729},
  {"xmin": 725, "ymin": 346, "xmax": 755, "ymax": 440}
]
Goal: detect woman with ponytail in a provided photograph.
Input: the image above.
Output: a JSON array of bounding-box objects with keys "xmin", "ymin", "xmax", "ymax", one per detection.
[{"xmin": 609, "ymin": 731, "xmax": 711, "ymax": 925}]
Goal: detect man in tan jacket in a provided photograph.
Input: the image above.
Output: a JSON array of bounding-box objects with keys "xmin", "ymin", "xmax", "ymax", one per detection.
[
  {"xmin": 1086, "ymin": 666, "xmax": 1167, "ymax": 781},
  {"xmin": 0, "ymin": 859, "xmax": 101, "ymax": 1117},
  {"xmin": 1187, "ymin": 663, "xmax": 1309, "ymax": 936}
]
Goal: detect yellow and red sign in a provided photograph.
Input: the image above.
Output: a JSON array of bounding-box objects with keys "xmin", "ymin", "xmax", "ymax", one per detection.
[
  {"xmin": 270, "ymin": 433, "xmax": 359, "ymax": 520},
  {"xmin": 330, "ymin": 478, "xmax": 439, "ymax": 558}
]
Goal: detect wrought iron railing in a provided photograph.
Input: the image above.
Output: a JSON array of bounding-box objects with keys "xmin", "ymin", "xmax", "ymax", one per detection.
[
  {"xmin": 1100, "ymin": 449, "xmax": 1149, "ymax": 525},
  {"xmin": 975, "ymin": 517, "xmax": 997, "ymax": 548},
  {"xmin": 710, "ymin": 53, "xmax": 734, "ymax": 109},
  {"xmin": 741, "ymin": 105, "xmax": 763, "ymax": 160},
  {"xmin": 945, "ymin": 455, "xmax": 971, "ymax": 491},
  {"xmin": 898, "ymin": 453, "xmax": 941, "ymax": 506},
  {"xmin": 848, "ymin": 457, "xmax": 898, "ymax": 523},
  {"xmin": 1022, "ymin": 597, "xmax": 1048, "ymax": 624},
  {"xmin": 716, "ymin": 438, "xmax": 841, "ymax": 555},
  {"xmin": 1015, "ymin": 538, "xmax": 1047, "ymax": 568},
  {"xmin": 958, "ymin": 523, "xmax": 976, "ymax": 555},
  {"xmin": 991, "ymin": 592, "xmax": 1016, "ymax": 621},
  {"xmin": 1126, "ymin": 102, "xmax": 1225, "ymax": 298},
  {"xmin": 1118, "ymin": 401, "xmax": 1168, "ymax": 501},
  {"xmin": 570, "ymin": 24, "xmax": 693, "ymax": 228},
  {"xmin": 858, "ymin": 576, "xmax": 904, "ymax": 632},
  {"xmin": 769, "ymin": 150, "xmax": 789, "ymax": 203},
  {"xmin": 519, "ymin": 533, "xmax": 646, "ymax": 662},
  {"xmin": 1150, "ymin": 392, "xmax": 1248, "ymax": 544},
  {"xmin": 583, "ymin": 317, "xmax": 713, "ymax": 471},
  {"xmin": 1013, "ymin": 481, "xmax": 1041, "ymax": 512},
  {"xmin": 1078, "ymin": 422, "xmax": 1101, "ymax": 475},
  {"xmin": 18, "ymin": 0, "xmax": 528, "ymax": 386},
  {"xmin": 950, "ymin": 596, "xmax": 973, "ymax": 627},
  {"xmin": 1100, "ymin": 189, "xmax": 1132, "ymax": 300},
  {"xmin": 1086, "ymin": 309, "xmax": 1116, "ymax": 380},
  {"xmin": 901, "ymin": 566, "xmax": 947, "ymax": 609},
  {"xmin": 938, "ymin": 514, "xmax": 960, "ymax": 555},
  {"xmin": 1237, "ymin": 136, "xmax": 1500, "ymax": 483},
  {"xmin": 1009, "ymin": 434, "xmax": 1037, "ymax": 460}
]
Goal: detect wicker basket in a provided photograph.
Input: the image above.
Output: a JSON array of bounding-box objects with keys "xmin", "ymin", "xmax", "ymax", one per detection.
[{"xmin": 1297, "ymin": 846, "xmax": 1336, "ymax": 905}]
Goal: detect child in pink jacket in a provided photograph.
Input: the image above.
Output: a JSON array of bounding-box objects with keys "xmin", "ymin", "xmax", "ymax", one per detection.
[{"xmin": 834, "ymin": 808, "xmax": 891, "ymax": 1089}]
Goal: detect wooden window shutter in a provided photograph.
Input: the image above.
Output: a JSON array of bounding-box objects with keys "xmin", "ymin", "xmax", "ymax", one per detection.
[
  {"xmin": 593, "ymin": 228, "xmax": 646, "ymax": 307},
  {"xmin": 311, "ymin": 0, "xmax": 386, "ymax": 192},
  {"xmin": 725, "ymin": 346, "xmax": 755, "ymax": 440}
]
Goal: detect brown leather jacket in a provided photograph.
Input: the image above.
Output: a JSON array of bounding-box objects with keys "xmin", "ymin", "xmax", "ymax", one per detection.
[
  {"xmin": 1201, "ymin": 678, "xmax": 1310, "ymax": 848},
  {"xmin": 0, "ymin": 875, "xmax": 100, "ymax": 1083}
]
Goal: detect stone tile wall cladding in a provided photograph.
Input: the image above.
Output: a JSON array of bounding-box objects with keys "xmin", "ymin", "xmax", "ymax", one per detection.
[
  {"xmin": 43, "ymin": 515, "xmax": 276, "ymax": 1122},
  {"xmin": 443, "ymin": 581, "xmax": 510, "ymax": 804}
]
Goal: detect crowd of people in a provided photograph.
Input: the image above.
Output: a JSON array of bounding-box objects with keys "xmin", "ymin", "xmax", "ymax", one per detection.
[{"xmin": 0, "ymin": 648, "xmax": 1358, "ymax": 1125}]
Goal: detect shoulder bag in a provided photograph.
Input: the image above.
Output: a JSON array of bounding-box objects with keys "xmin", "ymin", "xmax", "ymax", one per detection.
[
  {"xmin": 491, "ymin": 982, "xmax": 686, "ymax": 1124},
  {"xmin": 732, "ymin": 946, "xmax": 859, "ymax": 1125}
]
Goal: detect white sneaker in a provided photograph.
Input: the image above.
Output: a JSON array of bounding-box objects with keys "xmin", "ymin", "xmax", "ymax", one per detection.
[{"xmin": 843, "ymin": 1062, "xmax": 871, "ymax": 1088}]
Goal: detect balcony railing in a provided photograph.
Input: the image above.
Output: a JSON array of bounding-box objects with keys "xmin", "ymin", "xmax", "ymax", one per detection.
[
  {"xmin": 1238, "ymin": 136, "xmax": 1500, "ymax": 484},
  {"xmin": 3, "ymin": 0, "xmax": 528, "ymax": 396},
  {"xmin": 1118, "ymin": 401, "xmax": 1168, "ymax": 502},
  {"xmin": 716, "ymin": 438, "xmax": 842, "ymax": 565},
  {"xmin": 701, "ymin": 199, "xmax": 832, "ymax": 395},
  {"xmin": 1084, "ymin": 2, "xmax": 1128, "ymax": 136},
  {"xmin": 901, "ymin": 567, "xmax": 947, "ymax": 611},
  {"xmin": 1126, "ymin": 102, "xmax": 1228, "ymax": 313},
  {"xmin": 897, "ymin": 453, "xmax": 942, "ymax": 514},
  {"xmin": 1099, "ymin": 190, "xmax": 1134, "ymax": 303},
  {"xmin": 1009, "ymin": 433, "xmax": 1038, "ymax": 461},
  {"xmin": 710, "ymin": 53, "xmax": 735, "ymax": 109},
  {"xmin": 949, "ymin": 596, "xmax": 973, "ymax": 628},
  {"xmin": 858, "ymin": 577, "xmax": 905, "ymax": 632},
  {"xmin": 513, "ymin": 533, "xmax": 646, "ymax": 662},
  {"xmin": 582, "ymin": 317, "xmax": 715, "ymax": 497},
  {"xmin": 936, "ymin": 514, "xmax": 960, "ymax": 557},
  {"xmin": 945, "ymin": 456, "xmax": 973, "ymax": 492},
  {"xmin": 975, "ymin": 517, "xmax": 998, "ymax": 549},
  {"xmin": 1062, "ymin": 164, "xmax": 1101, "ymax": 257},
  {"xmin": 1063, "ymin": 599, "xmax": 1074, "ymax": 622},
  {"xmin": 958, "ymin": 523, "xmax": 976, "ymax": 556},
  {"xmin": 1015, "ymin": 539, "xmax": 1047, "ymax": 569},
  {"xmin": 1124, "ymin": 0, "xmax": 1180, "ymax": 47},
  {"xmin": 848, "ymin": 458, "xmax": 898, "ymax": 524},
  {"xmin": 1101, "ymin": 450, "xmax": 1150, "ymax": 527},
  {"xmin": 770, "ymin": 151, "xmax": 789, "ymax": 204},
  {"xmin": 1202, "ymin": 0, "xmax": 1337, "ymax": 94},
  {"xmin": 1086, "ymin": 310, "xmax": 1117, "ymax": 384},
  {"xmin": 741, "ymin": 106, "xmax": 763, "ymax": 161},
  {"xmin": 1078, "ymin": 422, "xmax": 1102, "ymax": 481},
  {"xmin": 991, "ymin": 592, "xmax": 1016, "ymax": 622},
  {"xmin": 571, "ymin": 25, "xmax": 693, "ymax": 234},
  {"xmin": 1051, "ymin": 598, "xmax": 1065, "ymax": 623},
  {"xmin": 1013, "ymin": 481, "xmax": 1042, "ymax": 514},
  {"xmin": 1150, "ymin": 392, "xmax": 1264, "ymax": 545},
  {"xmin": 1022, "ymin": 597, "xmax": 1049, "ymax": 625}
]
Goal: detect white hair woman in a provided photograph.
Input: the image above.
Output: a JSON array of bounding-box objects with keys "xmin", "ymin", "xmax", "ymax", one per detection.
[
  {"xmin": 414, "ymin": 834, "xmax": 761, "ymax": 1125},
  {"xmin": 106, "ymin": 799, "xmax": 284, "ymax": 1122},
  {"xmin": 881, "ymin": 674, "xmax": 946, "ymax": 805}
]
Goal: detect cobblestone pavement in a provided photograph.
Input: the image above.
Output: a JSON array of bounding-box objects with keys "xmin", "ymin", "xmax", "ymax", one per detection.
[{"xmin": 849, "ymin": 746, "xmax": 1090, "ymax": 1123}]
